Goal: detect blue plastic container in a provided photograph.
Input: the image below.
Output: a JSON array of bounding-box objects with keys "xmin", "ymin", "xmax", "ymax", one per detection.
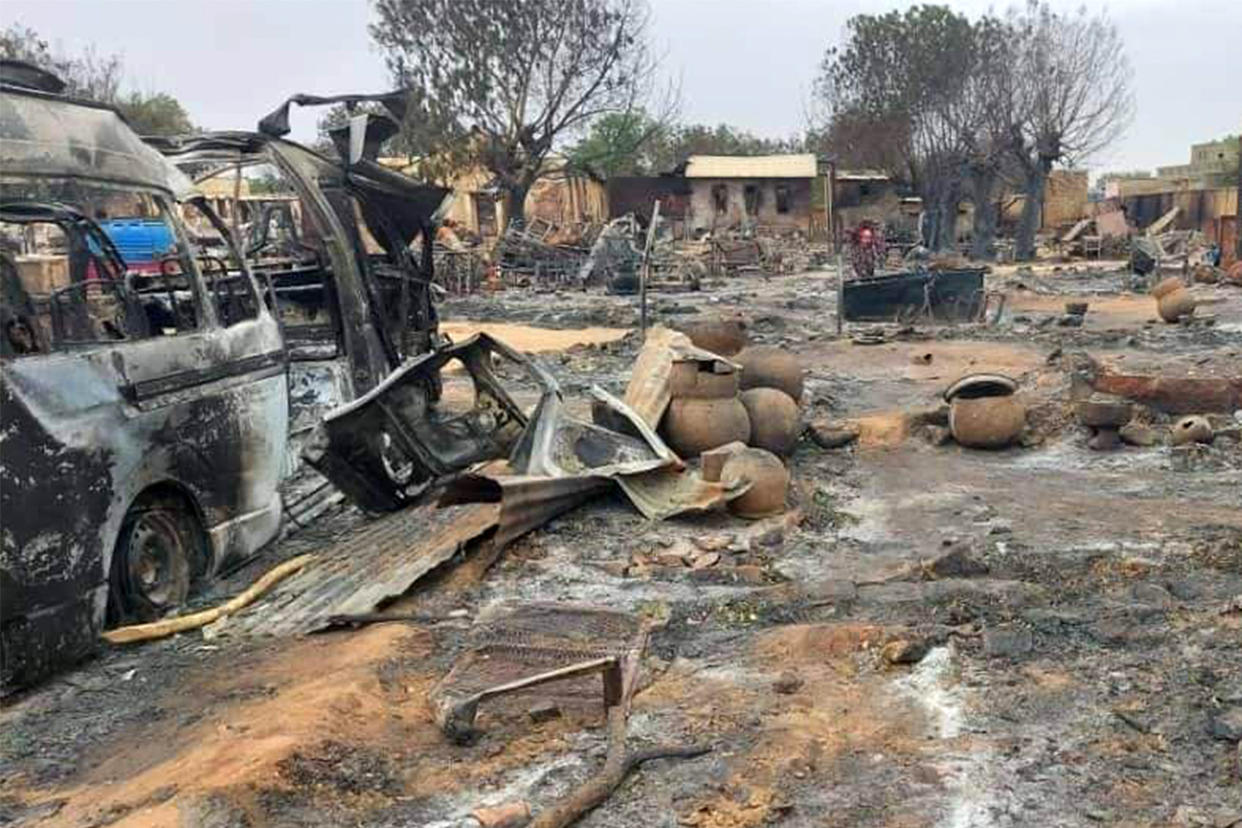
[{"xmin": 98, "ymin": 218, "xmax": 176, "ymax": 263}]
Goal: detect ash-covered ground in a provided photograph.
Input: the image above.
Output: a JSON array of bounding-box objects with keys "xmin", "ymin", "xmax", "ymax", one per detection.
[{"xmin": 2, "ymin": 262, "xmax": 1240, "ymax": 828}]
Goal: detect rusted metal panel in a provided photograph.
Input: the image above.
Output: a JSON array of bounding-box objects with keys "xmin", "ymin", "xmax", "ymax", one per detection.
[
  {"xmin": 440, "ymin": 474, "xmax": 609, "ymax": 551},
  {"xmin": 210, "ymin": 502, "xmax": 498, "ymax": 638}
]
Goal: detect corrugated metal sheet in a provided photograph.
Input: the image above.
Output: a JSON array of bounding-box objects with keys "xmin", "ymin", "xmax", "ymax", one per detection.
[
  {"xmin": 684, "ymin": 154, "xmax": 816, "ymax": 179},
  {"xmin": 212, "ymin": 502, "xmax": 498, "ymax": 638}
]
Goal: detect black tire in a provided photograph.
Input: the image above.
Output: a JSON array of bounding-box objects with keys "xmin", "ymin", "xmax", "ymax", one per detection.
[{"xmin": 108, "ymin": 496, "xmax": 202, "ymax": 623}]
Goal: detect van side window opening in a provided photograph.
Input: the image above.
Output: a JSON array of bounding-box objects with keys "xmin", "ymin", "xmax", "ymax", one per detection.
[
  {"xmin": 178, "ymin": 199, "xmax": 262, "ymax": 326},
  {"xmin": 0, "ymin": 181, "xmax": 212, "ymax": 350},
  {"xmin": 196, "ymin": 162, "xmax": 341, "ymax": 357}
]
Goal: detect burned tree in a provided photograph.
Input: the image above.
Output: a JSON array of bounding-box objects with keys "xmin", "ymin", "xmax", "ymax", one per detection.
[
  {"xmin": 370, "ymin": 0, "xmax": 665, "ymax": 224},
  {"xmin": 815, "ymin": 5, "xmax": 977, "ymax": 251},
  {"xmin": 1006, "ymin": 2, "xmax": 1132, "ymax": 261}
]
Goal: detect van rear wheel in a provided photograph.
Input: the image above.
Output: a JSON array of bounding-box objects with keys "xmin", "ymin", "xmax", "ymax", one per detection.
[{"xmin": 111, "ymin": 499, "xmax": 200, "ymax": 622}]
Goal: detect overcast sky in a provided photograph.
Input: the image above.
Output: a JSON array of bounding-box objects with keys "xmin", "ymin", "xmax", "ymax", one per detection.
[{"xmin": 6, "ymin": 0, "xmax": 1239, "ymax": 175}]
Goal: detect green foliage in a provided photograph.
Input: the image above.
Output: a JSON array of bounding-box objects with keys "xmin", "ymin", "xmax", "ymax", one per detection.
[
  {"xmin": 567, "ymin": 111, "xmax": 805, "ymax": 177},
  {"xmin": 566, "ymin": 110, "xmax": 662, "ymax": 177},
  {"xmin": 115, "ymin": 92, "xmax": 194, "ymax": 137},
  {"xmin": 1, "ymin": 23, "xmax": 195, "ymax": 135}
]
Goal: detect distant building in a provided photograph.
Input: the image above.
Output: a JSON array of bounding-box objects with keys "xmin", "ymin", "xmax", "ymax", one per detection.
[
  {"xmin": 380, "ymin": 155, "xmax": 607, "ymax": 241},
  {"xmin": 678, "ymin": 153, "xmax": 818, "ymax": 235},
  {"xmin": 1100, "ymin": 132, "xmax": 1241, "ymax": 266},
  {"xmin": 1002, "ymin": 169, "xmax": 1089, "ymax": 231},
  {"xmin": 1155, "ymin": 136, "xmax": 1239, "ymax": 185},
  {"xmin": 606, "ymin": 154, "xmax": 820, "ymax": 238}
]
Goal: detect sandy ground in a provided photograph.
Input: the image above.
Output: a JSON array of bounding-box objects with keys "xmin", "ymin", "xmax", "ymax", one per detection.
[{"xmin": 2, "ymin": 262, "xmax": 1241, "ymax": 827}]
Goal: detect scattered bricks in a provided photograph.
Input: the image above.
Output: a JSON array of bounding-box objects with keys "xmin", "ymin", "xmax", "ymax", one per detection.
[
  {"xmin": 1119, "ymin": 422, "xmax": 1160, "ymax": 447},
  {"xmin": 882, "ymin": 638, "xmax": 931, "ymax": 665},
  {"xmin": 772, "ymin": 671, "xmax": 803, "ymax": 694},
  {"xmin": 528, "ymin": 701, "xmax": 562, "ymax": 724},
  {"xmin": 471, "ymin": 801, "xmax": 532, "ymax": 828}
]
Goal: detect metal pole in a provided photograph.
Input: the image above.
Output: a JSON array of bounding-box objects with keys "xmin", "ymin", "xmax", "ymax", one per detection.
[
  {"xmin": 640, "ymin": 200, "xmax": 661, "ymax": 337},
  {"xmin": 836, "ymin": 251, "xmax": 844, "ymax": 336}
]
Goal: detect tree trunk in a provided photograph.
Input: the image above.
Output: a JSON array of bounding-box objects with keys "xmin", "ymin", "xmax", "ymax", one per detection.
[
  {"xmin": 505, "ymin": 180, "xmax": 532, "ymax": 227},
  {"xmin": 1015, "ymin": 160, "xmax": 1049, "ymax": 262},
  {"xmin": 936, "ymin": 186, "xmax": 961, "ymax": 254},
  {"xmin": 969, "ymin": 167, "xmax": 999, "ymax": 261}
]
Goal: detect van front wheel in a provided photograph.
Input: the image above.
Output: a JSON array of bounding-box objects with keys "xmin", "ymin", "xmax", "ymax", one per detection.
[{"xmin": 110, "ymin": 500, "xmax": 199, "ymax": 622}]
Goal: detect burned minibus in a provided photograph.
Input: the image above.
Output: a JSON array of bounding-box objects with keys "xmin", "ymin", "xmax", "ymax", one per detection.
[{"xmin": 0, "ymin": 63, "xmax": 449, "ymax": 691}]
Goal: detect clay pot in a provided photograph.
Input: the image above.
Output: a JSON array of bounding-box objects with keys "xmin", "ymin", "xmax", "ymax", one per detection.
[
  {"xmin": 1169, "ymin": 415, "xmax": 1213, "ymax": 446},
  {"xmin": 1150, "ymin": 277, "xmax": 1183, "ymax": 299},
  {"xmin": 721, "ymin": 447, "xmax": 789, "ymax": 518},
  {"xmin": 739, "ymin": 387, "xmax": 801, "ymax": 455},
  {"xmin": 676, "ymin": 316, "xmax": 747, "ymax": 356},
  {"xmin": 668, "ymin": 361, "xmax": 740, "ymax": 398},
  {"xmin": 1157, "ymin": 288, "xmax": 1195, "ymax": 323},
  {"xmin": 1076, "ymin": 395, "xmax": 1132, "ymax": 429},
  {"xmin": 949, "ymin": 396, "xmax": 1026, "ymax": 449},
  {"xmin": 736, "ymin": 346, "xmax": 804, "ymax": 402},
  {"xmin": 663, "ymin": 397, "xmax": 751, "ymax": 458}
]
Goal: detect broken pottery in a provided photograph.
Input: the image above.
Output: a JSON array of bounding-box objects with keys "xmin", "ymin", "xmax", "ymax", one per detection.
[
  {"xmin": 736, "ymin": 345, "xmax": 804, "ymax": 402},
  {"xmin": 739, "ymin": 387, "xmax": 801, "ymax": 455},
  {"xmin": 668, "ymin": 360, "xmax": 741, "ymax": 398},
  {"xmin": 1169, "ymin": 415, "xmax": 1213, "ymax": 446},
  {"xmin": 721, "ymin": 447, "xmax": 789, "ymax": 518},
  {"xmin": 674, "ymin": 315, "xmax": 747, "ymax": 356}
]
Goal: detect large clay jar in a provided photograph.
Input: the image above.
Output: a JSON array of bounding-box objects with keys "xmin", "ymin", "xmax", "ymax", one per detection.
[
  {"xmin": 736, "ymin": 345, "xmax": 804, "ymax": 402},
  {"xmin": 1150, "ymin": 276, "xmax": 1184, "ymax": 299},
  {"xmin": 949, "ymin": 396, "xmax": 1026, "ymax": 449},
  {"xmin": 676, "ymin": 316, "xmax": 747, "ymax": 356},
  {"xmin": 664, "ymin": 397, "xmax": 751, "ymax": 458},
  {"xmin": 1157, "ymin": 288, "xmax": 1195, "ymax": 323},
  {"xmin": 721, "ymin": 447, "xmax": 789, "ymax": 518},
  {"xmin": 739, "ymin": 387, "xmax": 801, "ymax": 455},
  {"xmin": 668, "ymin": 361, "xmax": 740, "ymax": 398}
]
